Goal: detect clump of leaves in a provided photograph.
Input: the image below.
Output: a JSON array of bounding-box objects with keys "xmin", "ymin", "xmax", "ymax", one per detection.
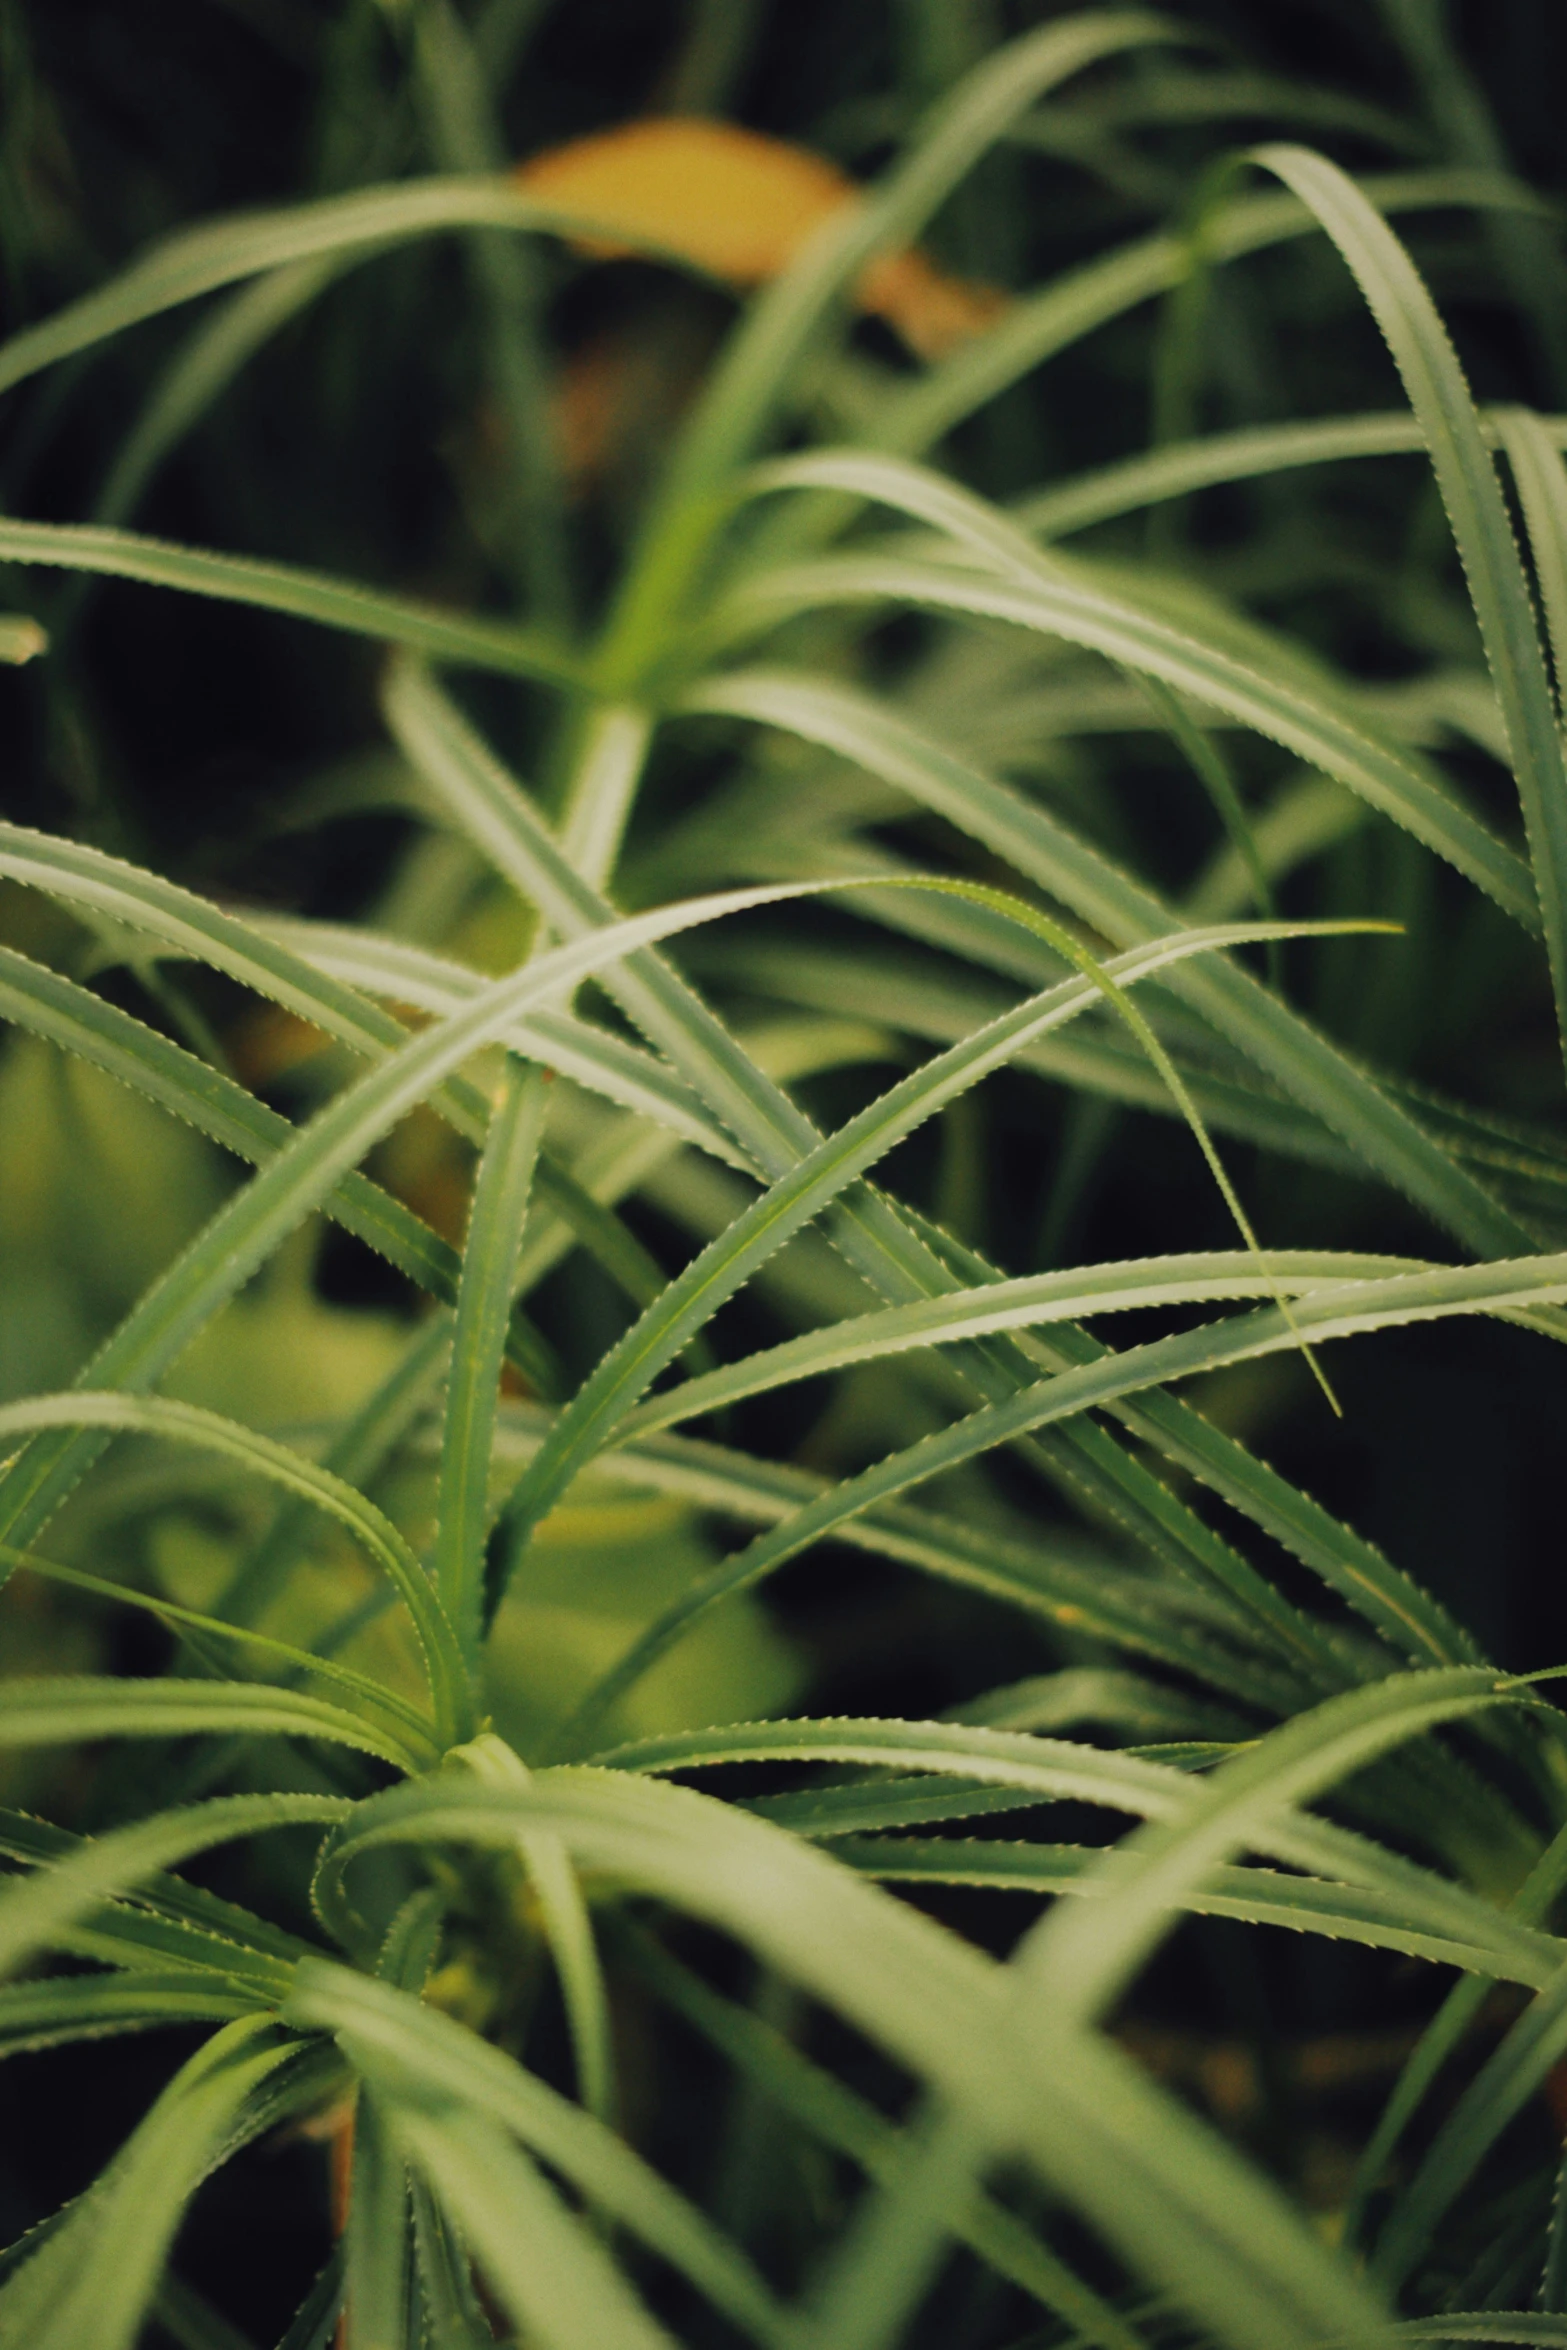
[{"xmin": 3, "ymin": 5, "xmax": 1567, "ymax": 2347}]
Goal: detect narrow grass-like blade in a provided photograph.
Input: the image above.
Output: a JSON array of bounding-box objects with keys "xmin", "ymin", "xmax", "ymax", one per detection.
[
  {"xmin": 0, "ymin": 877, "xmax": 824, "ymax": 1628},
  {"xmin": 595, "ymin": 1713, "xmax": 1557, "ymax": 1976},
  {"xmin": 0, "ymin": 1793, "xmax": 346, "ymax": 1983},
  {"xmin": 286, "ymin": 1960, "xmax": 805, "ymax": 2350},
  {"xmin": 449, "ymin": 1733, "xmax": 616, "ymax": 2130},
  {"xmin": 877, "ymin": 170, "xmax": 1543, "ymax": 459},
  {"xmin": 383, "ymin": 666, "xmax": 1411, "ymax": 1683},
  {"xmin": 0, "ymin": 1675, "xmax": 418, "ymax": 1771},
  {"xmin": 1495, "ymin": 406, "xmax": 1567, "ymax": 708},
  {"xmin": 709, "ymin": 558, "xmax": 1533, "ymax": 923},
  {"xmin": 0, "ymin": 1972, "xmax": 260, "ymax": 2060},
  {"xmin": 556, "ymin": 1255, "xmax": 1567, "ymax": 1746},
  {"xmin": 623, "ymin": 1926, "xmax": 1151, "ymax": 2350},
  {"xmin": 833, "ymin": 1837, "xmax": 1549, "ymax": 1976},
  {"xmin": 1014, "ymin": 1671, "xmax": 1529, "ymax": 2037},
  {"xmin": 498, "ymin": 919, "xmax": 1340, "ymax": 1568},
  {"xmin": 5, "ymin": 1543, "xmax": 438, "ymax": 1755},
  {"xmin": 685, "ymin": 669, "xmax": 1537, "ymax": 1255},
  {"xmin": 0, "ymin": 516, "xmax": 577, "ymax": 688},
  {"xmin": 435, "ymin": 1058, "xmax": 547, "ymax": 1661},
  {"xmin": 0, "ymin": 2017, "xmax": 312, "ymax": 2350},
  {"xmin": 344, "ymin": 2089, "xmax": 415, "ymax": 2350},
  {"xmin": 0, "ymin": 1390, "xmax": 459, "ymax": 1737},
  {"xmin": 0, "ymin": 943, "xmax": 550, "ymax": 1364},
  {"xmin": 0, "ymin": 179, "xmax": 714, "ymax": 400},
  {"xmin": 1254, "ymin": 143, "xmax": 1567, "ymax": 1076},
  {"xmin": 384, "ymin": 2095, "xmax": 680, "ymax": 2350},
  {"xmin": 310, "ymin": 1769, "xmax": 1390, "ymax": 2349},
  {"xmin": 616, "ymin": 1247, "xmax": 1428, "ymax": 1437},
  {"xmin": 253, "ymin": 917, "xmax": 750, "ymax": 1167},
  {"xmin": 1016, "ymin": 409, "xmax": 1567, "ymax": 541},
  {"xmin": 608, "ymin": 9, "xmax": 1173, "ymax": 674}
]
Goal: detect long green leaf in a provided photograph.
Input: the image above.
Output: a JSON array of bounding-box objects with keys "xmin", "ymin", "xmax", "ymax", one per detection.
[
  {"xmin": 616, "ymin": 1247, "xmax": 1430, "ymax": 1437},
  {"xmin": 0, "ymin": 1391, "xmax": 457, "ymax": 1743},
  {"xmin": 0, "ymin": 1971, "xmax": 260, "ymax": 2059},
  {"xmin": 0, "ymin": 875, "xmax": 824, "ymax": 1668},
  {"xmin": 4, "ymin": 1543, "xmax": 437, "ymax": 1753},
  {"xmin": 309, "ymin": 1767, "xmax": 1389, "ymax": 2349},
  {"xmin": 600, "ymin": 9, "xmax": 1173, "ymax": 683},
  {"xmin": 449, "ymin": 1732, "xmax": 616, "ymax": 2130},
  {"xmin": 1012, "ymin": 1671, "xmax": 1529, "ymax": 2034},
  {"xmin": 0, "ymin": 1793, "xmax": 346, "ymax": 1983},
  {"xmin": 0, "ymin": 942, "xmax": 552, "ymax": 1373},
  {"xmin": 0, "ymin": 2017, "xmax": 316, "ymax": 2350},
  {"xmin": 589, "ymin": 1713, "xmax": 1559, "ymax": 1985},
  {"xmin": 251, "ymin": 917, "xmax": 751, "ymax": 1168},
  {"xmin": 833, "ymin": 1837, "xmax": 1548, "ymax": 1976},
  {"xmin": 286, "ymin": 1959, "xmax": 805, "ymax": 2350},
  {"xmin": 683, "ymin": 669, "xmax": 1538, "ymax": 1256},
  {"xmin": 1016, "ymin": 409, "xmax": 1567, "ymax": 541},
  {"xmin": 384, "ymin": 2094, "xmax": 681, "ymax": 2350},
  {"xmin": 0, "ymin": 515, "xmax": 576, "ymax": 687},
  {"xmin": 383, "ymin": 667, "xmax": 1425, "ymax": 1695},
  {"xmin": 875, "ymin": 169, "xmax": 1543, "ymax": 459},
  {"xmin": 343, "ymin": 2088, "xmax": 415, "ymax": 2350},
  {"xmin": 708, "ymin": 557, "xmax": 1534, "ymax": 924},
  {"xmin": 1253, "ymin": 143, "xmax": 1567, "ymax": 1078},
  {"xmin": 0, "ymin": 1675, "xmax": 414, "ymax": 1772},
  {"xmin": 434, "ymin": 1057, "xmax": 546, "ymax": 1659},
  {"xmin": 1496, "ymin": 405, "xmax": 1567, "ymax": 708},
  {"xmin": 622, "ymin": 1925, "xmax": 1150, "ymax": 2350},
  {"xmin": 0, "ymin": 178, "xmax": 720, "ymax": 399},
  {"xmin": 499, "ymin": 917, "xmax": 1341, "ymax": 1571},
  {"xmin": 556, "ymin": 1254, "xmax": 1567, "ymax": 1745}
]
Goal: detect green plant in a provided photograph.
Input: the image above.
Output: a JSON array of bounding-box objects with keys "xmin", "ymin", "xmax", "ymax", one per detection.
[{"xmin": 3, "ymin": 3, "xmax": 1567, "ymax": 2345}]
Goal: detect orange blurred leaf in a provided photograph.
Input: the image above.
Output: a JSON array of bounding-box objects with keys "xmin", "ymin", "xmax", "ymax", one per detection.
[{"xmin": 516, "ymin": 116, "xmax": 1005, "ymax": 359}]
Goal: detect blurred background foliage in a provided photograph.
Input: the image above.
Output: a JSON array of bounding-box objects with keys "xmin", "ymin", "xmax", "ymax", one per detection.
[{"xmin": 3, "ymin": 0, "xmax": 1567, "ymax": 2335}]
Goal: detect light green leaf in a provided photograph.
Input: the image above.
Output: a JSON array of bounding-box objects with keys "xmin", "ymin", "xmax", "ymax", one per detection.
[
  {"xmin": 623, "ymin": 1925, "xmax": 1150, "ymax": 2350},
  {"xmin": 707, "ymin": 555, "xmax": 1534, "ymax": 924},
  {"xmin": 556, "ymin": 1256, "xmax": 1567, "ymax": 1747},
  {"xmin": 448, "ymin": 1732, "xmax": 617, "ymax": 2130},
  {"xmin": 0, "ymin": 1675, "xmax": 415, "ymax": 1772},
  {"xmin": 384, "ymin": 2095, "xmax": 681, "ymax": 2350},
  {"xmin": 601, "ymin": 9, "xmax": 1175, "ymax": 683},
  {"xmin": 833, "ymin": 1837, "xmax": 1541, "ymax": 1976},
  {"xmin": 499, "ymin": 917, "xmax": 1356, "ymax": 1577},
  {"xmin": 1253, "ymin": 143, "xmax": 1567, "ymax": 1077},
  {"xmin": 0, "ymin": 1390, "xmax": 457, "ymax": 1743},
  {"xmin": 435, "ymin": 1057, "xmax": 547, "ymax": 1660},
  {"xmin": 0, "ymin": 871, "xmax": 827, "ymax": 1696},
  {"xmin": 0, "ymin": 514, "xmax": 576, "ymax": 688},
  {"xmin": 616, "ymin": 1247, "xmax": 1430, "ymax": 1439},
  {"xmin": 286, "ymin": 1959, "xmax": 805, "ymax": 2350},
  {"xmin": 679, "ymin": 669, "xmax": 1537, "ymax": 1257},
  {"xmin": 0, "ymin": 177, "xmax": 719, "ymax": 400},
  {"xmin": 1013, "ymin": 1670, "xmax": 1530, "ymax": 2035},
  {"xmin": 0, "ymin": 2017, "xmax": 318, "ymax": 2350},
  {"xmin": 309, "ymin": 1766, "xmax": 1390, "ymax": 2350},
  {"xmin": 344, "ymin": 2089, "xmax": 415, "ymax": 2350},
  {"xmin": 0, "ymin": 1970, "xmax": 260, "ymax": 2059},
  {"xmin": 4, "ymin": 1541, "xmax": 438, "ymax": 1755},
  {"xmin": 0, "ymin": 1792, "xmax": 346, "ymax": 1983}
]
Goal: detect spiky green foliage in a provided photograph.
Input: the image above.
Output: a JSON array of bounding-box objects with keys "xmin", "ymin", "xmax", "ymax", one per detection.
[{"xmin": 3, "ymin": 4, "xmax": 1567, "ymax": 2345}]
